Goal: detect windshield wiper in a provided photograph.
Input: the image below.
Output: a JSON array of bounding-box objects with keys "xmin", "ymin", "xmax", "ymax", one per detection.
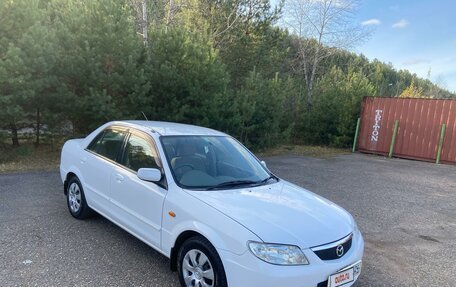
[
  {"xmin": 206, "ymin": 180, "xmax": 258, "ymax": 190},
  {"xmin": 205, "ymin": 176, "xmax": 278, "ymax": 190},
  {"xmin": 257, "ymin": 175, "xmax": 277, "ymax": 185}
]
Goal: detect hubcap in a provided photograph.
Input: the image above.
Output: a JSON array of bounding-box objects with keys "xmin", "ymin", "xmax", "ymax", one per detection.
[
  {"xmin": 182, "ymin": 249, "xmax": 214, "ymax": 287},
  {"xmin": 68, "ymin": 182, "xmax": 82, "ymax": 213}
]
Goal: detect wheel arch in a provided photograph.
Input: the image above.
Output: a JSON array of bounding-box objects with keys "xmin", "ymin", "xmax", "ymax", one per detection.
[
  {"xmin": 63, "ymin": 172, "xmax": 78, "ymax": 195},
  {"xmin": 170, "ymin": 230, "xmax": 205, "ymax": 271},
  {"xmin": 63, "ymin": 167, "xmax": 85, "ymax": 195}
]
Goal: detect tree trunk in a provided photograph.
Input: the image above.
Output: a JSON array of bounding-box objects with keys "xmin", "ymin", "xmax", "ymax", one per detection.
[
  {"xmin": 10, "ymin": 123, "xmax": 19, "ymax": 147},
  {"xmin": 35, "ymin": 108, "xmax": 40, "ymax": 146},
  {"xmin": 306, "ymin": 83, "xmax": 313, "ymax": 111},
  {"xmin": 141, "ymin": 0, "xmax": 148, "ymax": 46},
  {"xmin": 306, "ymin": 44, "xmax": 320, "ymax": 110},
  {"xmin": 50, "ymin": 132, "xmax": 54, "ymax": 152},
  {"xmin": 165, "ymin": 0, "xmax": 174, "ymax": 32},
  {"xmin": 303, "ymin": 63, "xmax": 315, "ymax": 111}
]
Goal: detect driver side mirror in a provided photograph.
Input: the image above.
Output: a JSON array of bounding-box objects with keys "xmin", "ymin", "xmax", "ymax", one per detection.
[
  {"xmin": 137, "ymin": 168, "xmax": 162, "ymax": 182},
  {"xmin": 260, "ymin": 160, "xmax": 267, "ymax": 168}
]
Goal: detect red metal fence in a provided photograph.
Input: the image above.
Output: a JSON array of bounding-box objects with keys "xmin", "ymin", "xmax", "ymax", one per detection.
[{"xmin": 357, "ymin": 97, "xmax": 456, "ymax": 164}]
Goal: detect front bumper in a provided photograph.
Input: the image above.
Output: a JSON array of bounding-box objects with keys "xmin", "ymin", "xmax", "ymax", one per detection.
[{"xmin": 219, "ymin": 230, "xmax": 364, "ymax": 287}]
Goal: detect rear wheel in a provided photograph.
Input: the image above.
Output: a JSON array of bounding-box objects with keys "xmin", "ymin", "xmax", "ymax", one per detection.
[
  {"xmin": 177, "ymin": 236, "xmax": 227, "ymax": 287},
  {"xmin": 66, "ymin": 176, "xmax": 94, "ymax": 219}
]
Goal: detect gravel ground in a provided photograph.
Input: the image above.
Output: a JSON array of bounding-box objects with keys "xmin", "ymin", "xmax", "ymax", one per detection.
[{"xmin": 0, "ymin": 153, "xmax": 455, "ymax": 286}]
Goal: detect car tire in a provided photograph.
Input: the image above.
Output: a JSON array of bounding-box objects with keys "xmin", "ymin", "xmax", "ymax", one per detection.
[
  {"xmin": 177, "ymin": 236, "xmax": 228, "ymax": 287},
  {"xmin": 66, "ymin": 176, "xmax": 94, "ymax": 219}
]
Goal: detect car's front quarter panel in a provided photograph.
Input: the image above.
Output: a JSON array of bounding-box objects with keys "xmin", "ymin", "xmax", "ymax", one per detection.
[{"xmin": 161, "ymin": 187, "xmax": 261, "ymax": 258}]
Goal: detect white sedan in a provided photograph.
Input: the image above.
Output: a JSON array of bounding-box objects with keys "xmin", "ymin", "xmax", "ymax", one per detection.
[{"xmin": 60, "ymin": 121, "xmax": 364, "ymax": 287}]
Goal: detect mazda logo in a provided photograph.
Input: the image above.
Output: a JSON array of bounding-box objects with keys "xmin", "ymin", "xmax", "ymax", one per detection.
[{"xmin": 336, "ymin": 245, "xmax": 344, "ymax": 257}]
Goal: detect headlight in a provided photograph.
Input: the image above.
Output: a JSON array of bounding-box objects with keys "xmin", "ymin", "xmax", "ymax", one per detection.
[{"xmin": 248, "ymin": 242, "xmax": 309, "ymax": 265}]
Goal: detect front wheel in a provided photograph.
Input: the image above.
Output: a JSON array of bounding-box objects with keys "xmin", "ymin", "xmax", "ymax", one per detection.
[{"xmin": 177, "ymin": 236, "xmax": 227, "ymax": 287}]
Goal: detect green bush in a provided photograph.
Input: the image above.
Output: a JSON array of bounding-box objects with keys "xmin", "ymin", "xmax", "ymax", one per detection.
[{"xmin": 299, "ymin": 66, "xmax": 375, "ymax": 147}]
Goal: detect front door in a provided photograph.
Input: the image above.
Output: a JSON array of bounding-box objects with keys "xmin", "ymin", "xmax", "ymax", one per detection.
[{"xmin": 109, "ymin": 130, "xmax": 167, "ymax": 249}]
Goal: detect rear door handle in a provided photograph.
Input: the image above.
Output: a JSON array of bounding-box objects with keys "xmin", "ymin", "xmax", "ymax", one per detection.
[
  {"xmin": 80, "ymin": 157, "xmax": 87, "ymax": 164},
  {"xmin": 115, "ymin": 173, "xmax": 124, "ymax": 183}
]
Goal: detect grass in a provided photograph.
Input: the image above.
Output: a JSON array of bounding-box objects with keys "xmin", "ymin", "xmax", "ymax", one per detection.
[
  {"xmin": 258, "ymin": 144, "xmax": 350, "ymax": 158},
  {"xmin": 0, "ymin": 144, "xmax": 60, "ymax": 173}
]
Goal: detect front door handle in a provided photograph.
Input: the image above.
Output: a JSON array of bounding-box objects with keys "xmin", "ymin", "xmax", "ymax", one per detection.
[{"xmin": 115, "ymin": 173, "xmax": 124, "ymax": 183}]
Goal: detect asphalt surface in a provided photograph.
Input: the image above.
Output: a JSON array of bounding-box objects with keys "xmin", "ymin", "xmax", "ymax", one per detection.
[{"xmin": 1, "ymin": 153, "xmax": 455, "ymax": 286}]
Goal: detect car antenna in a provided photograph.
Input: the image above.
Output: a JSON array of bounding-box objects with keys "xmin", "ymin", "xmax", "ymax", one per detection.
[{"xmin": 141, "ymin": 111, "xmax": 149, "ymax": 121}]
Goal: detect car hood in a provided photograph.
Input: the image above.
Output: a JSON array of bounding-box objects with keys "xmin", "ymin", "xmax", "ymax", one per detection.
[{"xmin": 186, "ymin": 181, "xmax": 354, "ymax": 248}]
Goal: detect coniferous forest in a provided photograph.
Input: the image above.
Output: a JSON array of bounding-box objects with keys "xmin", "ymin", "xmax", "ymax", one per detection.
[{"xmin": 1, "ymin": 0, "xmax": 454, "ymax": 150}]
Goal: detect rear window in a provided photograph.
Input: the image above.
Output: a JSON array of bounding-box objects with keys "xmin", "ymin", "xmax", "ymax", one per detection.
[{"xmin": 88, "ymin": 129, "xmax": 126, "ymax": 161}]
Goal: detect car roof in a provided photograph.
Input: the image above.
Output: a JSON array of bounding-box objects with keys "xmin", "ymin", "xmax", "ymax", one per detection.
[{"xmin": 116, "ymin": 120, "xmax": 227, "ymax": 136}]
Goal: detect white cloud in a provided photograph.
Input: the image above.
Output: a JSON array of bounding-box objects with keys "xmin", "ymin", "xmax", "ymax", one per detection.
[
  {"xmin": 403, "ymin": 58, "xmax": 430, "ymax": 66},
  {"xmin": 361, "ymin": 19, "xmax": 381, "ymax": 26},
  {"xmin": 392, "ymin": 19, "xmax": 409, "ymax": 29}
]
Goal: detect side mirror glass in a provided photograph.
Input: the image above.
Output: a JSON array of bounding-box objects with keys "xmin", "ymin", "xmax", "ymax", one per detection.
[
  {"xmin": 137, "ymin": 168, "xmax": 162, "ymax": 182},
  {"xmin": 260, "ymin": 160, "xmax": 267, "ymax": 168}
]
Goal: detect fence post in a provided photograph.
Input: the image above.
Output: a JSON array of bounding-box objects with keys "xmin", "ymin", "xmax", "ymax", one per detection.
[
  {"xmin": 436, "ymin": 124, "xmax": 446, "ymax": 164},
  {"xmin": 352, "ymin": 118, "xmax": 361, "ymax": 153},
  {"xmin": 388, "ymin": 120, "xmax": 399, "ymax": 158}
]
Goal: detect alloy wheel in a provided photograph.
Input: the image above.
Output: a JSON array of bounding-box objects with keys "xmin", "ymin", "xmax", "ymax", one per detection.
[
  {"xmin": 182, "ymin": 249, "xmax": 215, "ymax": 287},
  {"xmin": 68, "ymin": 182, "xmax": 82, "ymax": 213}
]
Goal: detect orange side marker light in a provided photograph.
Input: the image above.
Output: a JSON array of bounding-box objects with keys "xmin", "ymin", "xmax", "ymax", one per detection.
[{"xmin": 168, "ymin": 211, "xmax": 176, "ymax": 218}]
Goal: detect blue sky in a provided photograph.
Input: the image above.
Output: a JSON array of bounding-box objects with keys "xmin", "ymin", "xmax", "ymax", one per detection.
[
  {"xmin": 355, "ymin": 0, "xmax": 456, "ymax": 92},
  {"xmin": 276, "ymin": 0, "xmax": 456, "ymax": 92}
]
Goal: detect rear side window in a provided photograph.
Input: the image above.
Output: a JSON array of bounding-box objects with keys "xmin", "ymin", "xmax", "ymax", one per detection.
[
  {"xmin": 88, "ymin": 129, "xmax": 126, "ymax": 161},
  {"xmin": 120, "ymin": 133, "xmax": 161, "ymax": 172}
]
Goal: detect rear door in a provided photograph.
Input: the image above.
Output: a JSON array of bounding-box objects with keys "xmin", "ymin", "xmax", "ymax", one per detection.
[
  {"xmin": 83, "ymin": 127, "xmax": 127, "ymax": 214},
  {"xmin": 109, "ymin": 129, "xmax": 167, "ymax": 249}
]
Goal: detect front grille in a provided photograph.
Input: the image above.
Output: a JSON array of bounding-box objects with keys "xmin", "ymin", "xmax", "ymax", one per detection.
[
  {"xmin": 312, "ymin": 234, "xmax": 352, "ymax": 261},
  {"xmin": 317, "ymin": 280, "xmax": 328, "ymax": 287}
]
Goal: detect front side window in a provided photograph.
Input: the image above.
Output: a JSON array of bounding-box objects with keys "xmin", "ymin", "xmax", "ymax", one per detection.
[
  {"xmin": 88, "ymin": 129, "xmax": 126, "ymax": 161},
  {"xmin": 160, "ymin": 136, "xmax": 274, "ymax": 189},
  {"xmin": 121, "ymin": 133, "xmax": 161, "ymax": 172}
]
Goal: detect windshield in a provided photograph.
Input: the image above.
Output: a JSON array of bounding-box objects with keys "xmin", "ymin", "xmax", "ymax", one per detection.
[{"xmin": 160, "ymin": 136, "xmax": 274, "ymax": 190}]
